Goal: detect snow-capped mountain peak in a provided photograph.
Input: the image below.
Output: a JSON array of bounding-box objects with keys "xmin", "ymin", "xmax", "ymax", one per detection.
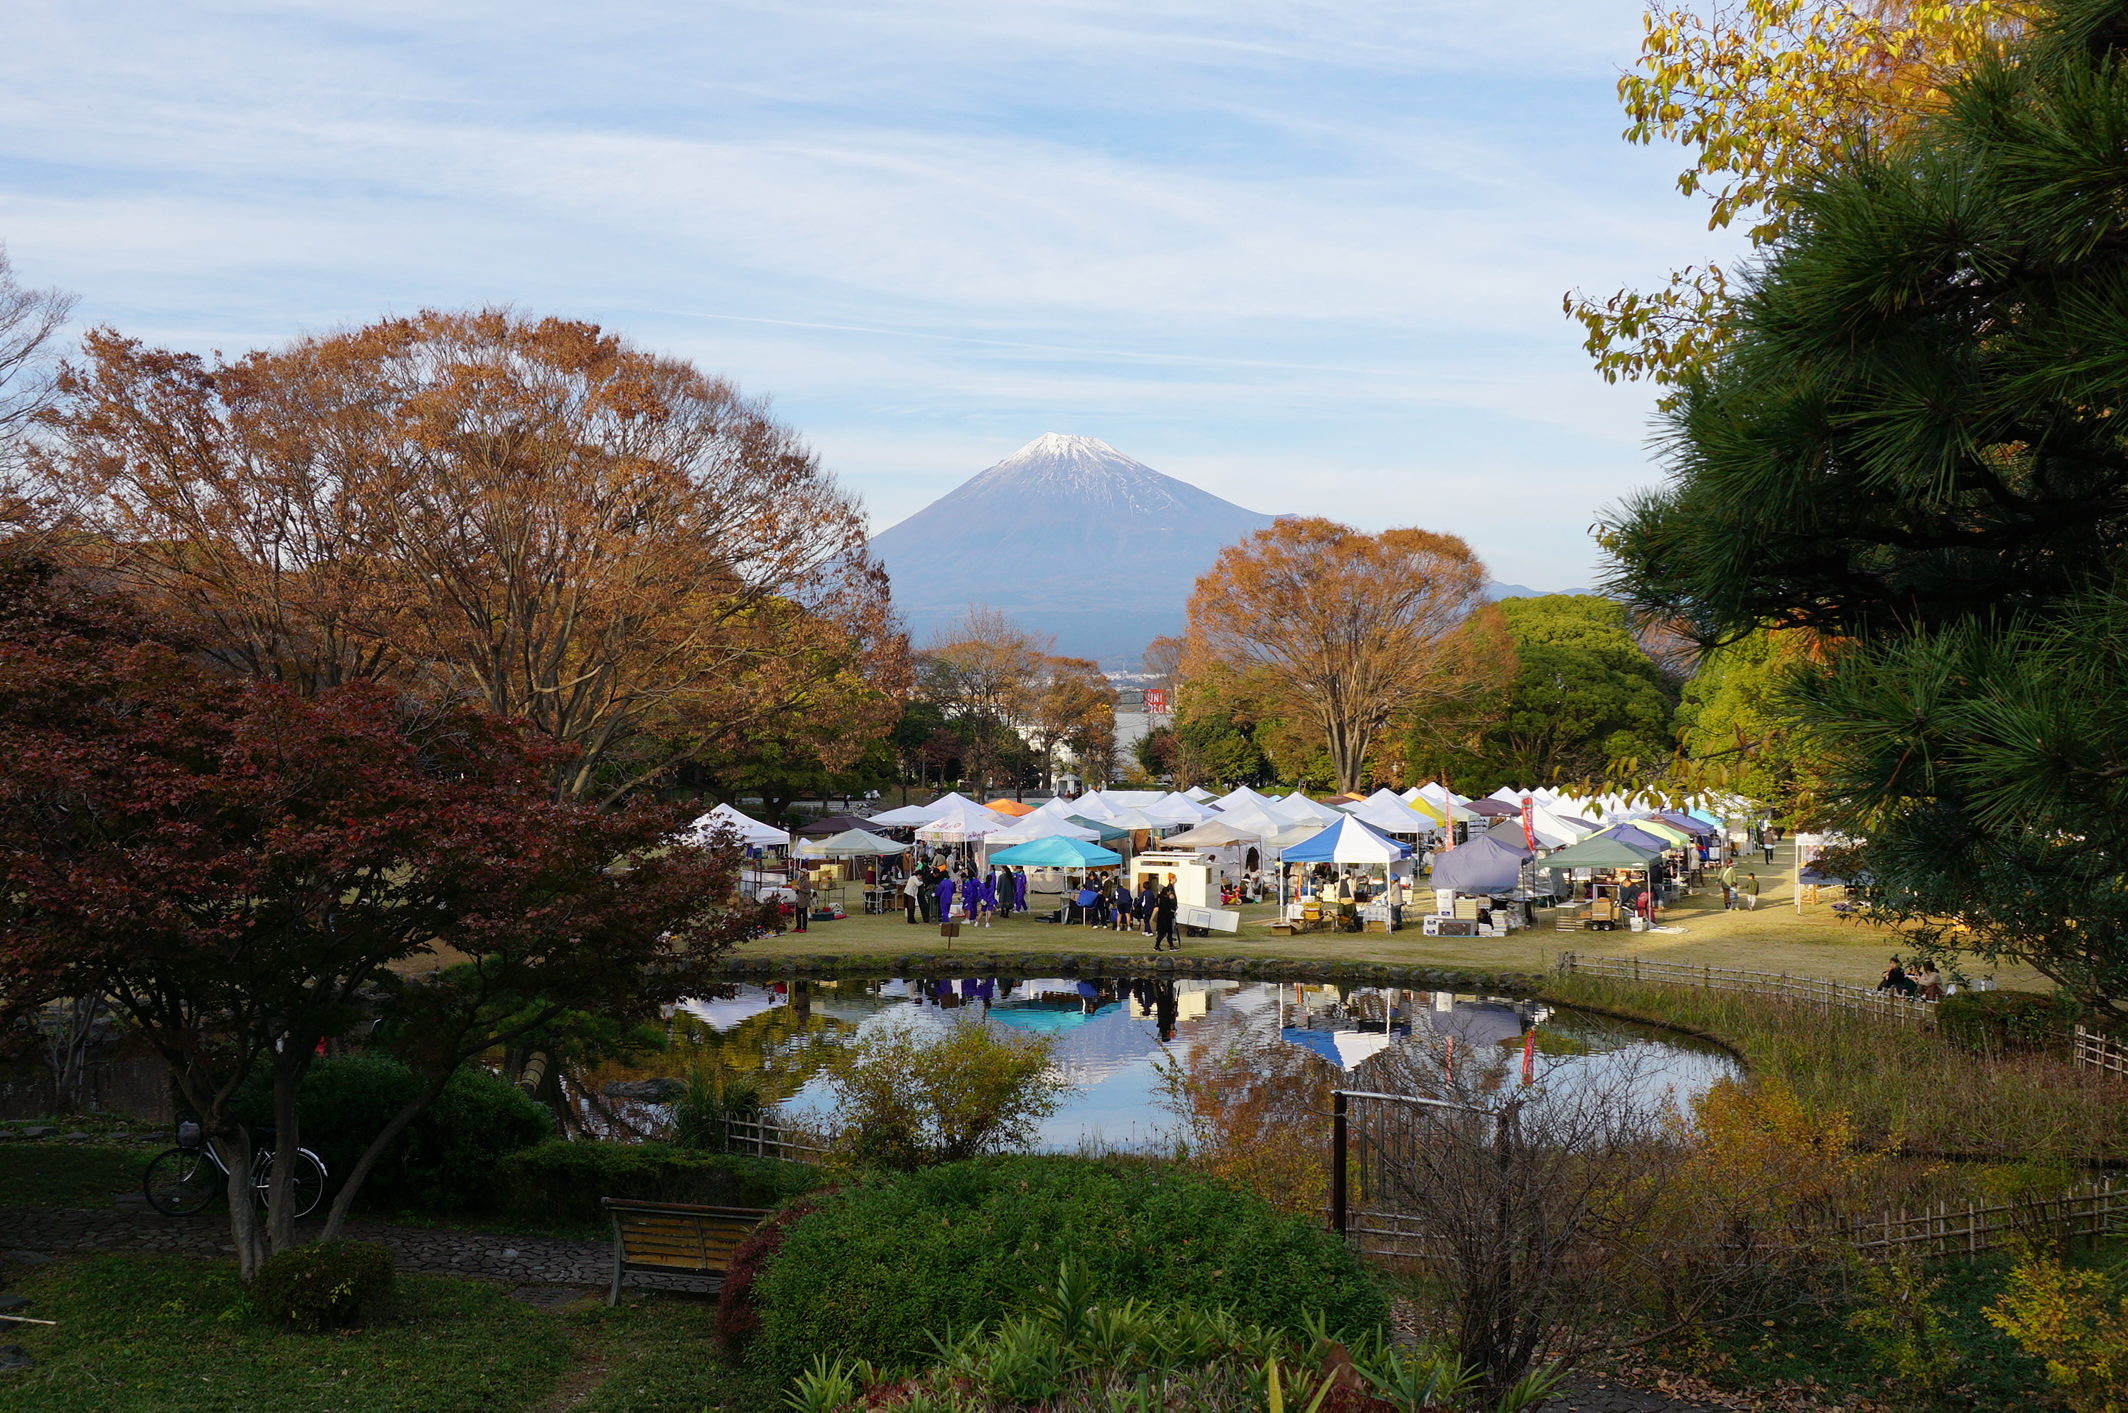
[{"xmin": 868, "ymin": 434, "xmax": 1280, "ymax": 663}]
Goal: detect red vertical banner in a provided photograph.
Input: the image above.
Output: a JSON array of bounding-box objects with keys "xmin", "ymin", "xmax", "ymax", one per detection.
[
  {"xmin": 1438, "ymin": 776, "xmax": 1455, "ymax": 851},
  {"xmin": 1521, "ymin": 795, "xmax": 1537, "ymax": 851},
  {"xmin": 1521, "ymin": 1028, "xmax": 1536, "ymax": 1086}
]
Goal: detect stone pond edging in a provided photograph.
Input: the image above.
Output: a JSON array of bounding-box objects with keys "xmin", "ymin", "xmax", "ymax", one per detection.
[{"xmin": 715, "ymin": 951, "xmax": 1545, "ymax": 992}]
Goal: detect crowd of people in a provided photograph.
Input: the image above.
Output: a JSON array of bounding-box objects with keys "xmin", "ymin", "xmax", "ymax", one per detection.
[{"xmin": 898, "ymin": 861, "xmax": 1029, "ymax": 927}]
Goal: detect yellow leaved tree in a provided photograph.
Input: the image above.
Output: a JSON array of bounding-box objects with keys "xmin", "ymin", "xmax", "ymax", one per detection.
[{"xmin": 1568, "ymin": 0, "xmax": 2034, "ymax": 385}]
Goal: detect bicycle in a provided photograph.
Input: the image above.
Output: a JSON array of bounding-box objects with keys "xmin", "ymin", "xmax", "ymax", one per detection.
[{"xmin": 142, "ymin": 1122, "xmax": 329, "ymax": 1218}]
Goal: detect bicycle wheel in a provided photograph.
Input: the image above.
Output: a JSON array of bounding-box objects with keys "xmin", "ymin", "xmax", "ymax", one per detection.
[
  {"xmin": 251, "ymin": 1149, "xmax": 328, "ymax": 1218},
  {"xmin": 143, "ymin": 1147, "xmax": 220, "ymax": 1217}
]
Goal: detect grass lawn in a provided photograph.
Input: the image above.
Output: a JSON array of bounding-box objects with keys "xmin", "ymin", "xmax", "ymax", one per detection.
[
  {"xmin": 726, "ymin": 840, "xmax": 2052, "ymax": 990},
  {"xmin": 0, "ymin": 1143, "xmax": 150, "ymax": 1208},
  {"xmin": 0, "ymin": 1253, "xmax": 775, "ymax": 1413}
]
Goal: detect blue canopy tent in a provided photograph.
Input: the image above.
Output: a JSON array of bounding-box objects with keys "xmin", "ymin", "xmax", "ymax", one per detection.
[
  {"xmin": 1428, "ymin": 834, "xmax": 1528, "ymax": 893},
  {"xmin": 1281, "ymin": 815, "xmax": 1413, "ymax": 863},
  {"xmin": 988, "ymin": 836, "xmax": 1124, "ymax": 868},
  {"xmin": 1650, "ymin": 810, "xmax": 1716, "ymax": 838},
  {"xmin": 1595, "ymin": 824, "xmax": 1676, "ymax": 854}
]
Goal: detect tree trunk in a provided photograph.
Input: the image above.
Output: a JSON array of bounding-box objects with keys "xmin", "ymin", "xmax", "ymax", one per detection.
[
  {"xmin": 266, "ymin": 1059, "xmax": 304, "ymax": 1252},
  {"xmin": 317, "ymin": 1068, "xmax": 456, "ymax": 1241},
  {"xmin": 218, "ymin": 1129, "xmax": 266, "ymax": 1280}
]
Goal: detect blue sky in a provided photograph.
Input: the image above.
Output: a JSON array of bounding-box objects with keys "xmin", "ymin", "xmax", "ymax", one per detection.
[{"xmin": 1, "ymin": 0, "xmax": 1747, "ymax": 591}]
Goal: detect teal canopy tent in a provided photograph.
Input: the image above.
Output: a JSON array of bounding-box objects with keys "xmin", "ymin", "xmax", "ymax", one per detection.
[
  {"xmin": 1064, "ymin": 816, "xmax": 1133, "ymax": 843},
  {"xmin": 988, "ymin": 836, "xmax": 1124, "ymax": 868}
]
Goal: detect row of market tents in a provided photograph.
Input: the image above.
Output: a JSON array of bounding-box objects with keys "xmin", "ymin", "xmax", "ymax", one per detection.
[{"xmin": 680, "ymin": 782, "xmax": 1753, "ymax": 890}]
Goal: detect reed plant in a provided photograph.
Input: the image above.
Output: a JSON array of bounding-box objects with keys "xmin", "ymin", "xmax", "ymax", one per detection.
[{"xmin": 1546, "ymin": 974, "xmax": 2127, "ymax": 1171}]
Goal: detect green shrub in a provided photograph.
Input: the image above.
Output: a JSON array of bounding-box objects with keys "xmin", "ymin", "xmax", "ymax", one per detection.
[
  {"xmin": 235, "ymin": 1057, "xmax": 551, "ymax": 1213},
  {"xmin": 824, "ymin": 1023, "xmax": 1071, "ymax": 1172},
  {"xmin": 497, "ymin": 1139, "xmax": 819, "ymax": 1224},
  {"xmin": 1936, "ymin": 990, "xmax": 2070, "ymax": 1052},
  {"xmin": 394, "ymin": 1066, "xmax": 553, "ymax": 1212},
  {"xmin": 252, "ymin": 1239, "xmax": 395, "ymax": 1332},
  {"xmin": 740, "ymin": 1155, "xmax": 1385, "ymax": 1379}
]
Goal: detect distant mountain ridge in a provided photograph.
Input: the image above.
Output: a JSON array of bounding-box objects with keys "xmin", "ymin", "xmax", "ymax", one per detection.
[
  {"xmin": 868, "ymin": 433, "xmax": 1565, "ymax": 665},
  {"xmin": 868, "ymin": 434, "xmax": 1280, "ymax": 664}
]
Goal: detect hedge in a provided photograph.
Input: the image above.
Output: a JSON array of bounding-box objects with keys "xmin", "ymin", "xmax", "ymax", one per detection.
[
  {"xmin": 737, "ymin": 1154, "xmax": 1385, "ymax": 1379},
  {"xmin": 496, "ymin": 1139, "xmax": 819, "ymax": 1224}
]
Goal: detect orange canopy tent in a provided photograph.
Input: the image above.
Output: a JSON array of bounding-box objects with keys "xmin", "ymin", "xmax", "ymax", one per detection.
[{"xmin": 983, "ymin": 798, "xmax": 1037, "ymax": 817}]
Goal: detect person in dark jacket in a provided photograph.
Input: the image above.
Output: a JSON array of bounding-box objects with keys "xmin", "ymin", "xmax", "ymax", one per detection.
[
  {"xmin": 1136, "ymin": 879, "xmax": 1158, "ymax": 935},
  {"xmin": 1153, "ymin": 877, "xmax": 1180, "ymax": 951}
]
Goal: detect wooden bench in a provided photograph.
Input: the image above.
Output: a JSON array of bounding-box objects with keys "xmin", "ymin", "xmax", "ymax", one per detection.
[{"xmin": 602, "ymin": 1197, "xmax": 769, "ymax": 1305}]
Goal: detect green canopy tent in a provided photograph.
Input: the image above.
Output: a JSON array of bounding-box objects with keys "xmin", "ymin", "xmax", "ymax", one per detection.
[
  {"xmin": 1064, "ymin": 816, "xmax": 1133, "ymax": 843},
  {"xmin": 988, "ymin": 836, "xmax": 1124, "ymax": 868},
  {"xmin": 1537, "ymin": 836, "xmax": 1661, "ymax": 871}
]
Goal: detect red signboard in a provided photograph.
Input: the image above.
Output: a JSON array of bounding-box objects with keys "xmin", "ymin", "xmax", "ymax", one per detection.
[{"xmin": 1143, "ymin": 688, "xmax": 1168, "ymax": 714}]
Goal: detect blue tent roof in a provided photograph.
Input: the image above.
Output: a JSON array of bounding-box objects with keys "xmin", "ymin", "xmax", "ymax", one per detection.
[
  {"xmin": 988, "ymin": 836, "xmax": 1123, "ymax": 867},
  {"xmin": 1598, "ymin": 824, "xmax": 1675, "ymax": 854},
  {"xmin": 1281, "ymin": 815, "xmax": 1413, "ymax": 863},
  {"xmin": 1648, "ymin": 810, "xmax": 1716, "ymax": 838},
  {"xmin": 1428, "ymin": 834, "xmax": 1527, "ymax": 893}
]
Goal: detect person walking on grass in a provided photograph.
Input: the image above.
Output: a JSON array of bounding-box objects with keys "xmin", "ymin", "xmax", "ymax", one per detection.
[
  {"xmin": 1719, "ymin": 862, "xmax": 1737, "ymax": 910},
  {"xmin": 1744, "ymin": 872, "xmax": 1760, "ymax": 910},
  {"xmin": 977, "ymin": 874, "xmax": 997, "ymax": 927},
  {"xmin": 1762, "ymin": 836, "xmax": 1776, "ymax": 866},
  {"xmin": 902, "ymin": 869, "xmax": 922, "ymax": 924},
  {"xmin": 1153, "ymin": 876, "xmax": 1180, "ymax": 951},
  {"xmin": 1136, "ymin": 877, "xmax": 1158, "ymax": 936},
  {"xmin": 1013, "ymin": 867, "xmax": 1028, "ymax": 915},
  {"xmin": 934, "ymin": 869, "xmax": 956, "ymax": 925}
]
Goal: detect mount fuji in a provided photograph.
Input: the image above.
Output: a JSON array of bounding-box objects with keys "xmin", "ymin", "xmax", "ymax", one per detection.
[{"xmin": 867, "ymin": 433, "xmax": 1279, "ymax": 665}]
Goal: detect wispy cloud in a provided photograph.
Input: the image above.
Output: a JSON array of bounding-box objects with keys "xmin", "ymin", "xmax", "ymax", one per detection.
[{"xmin": 0, "ymin": 0, "xmax": 1743, "ymax": 589}]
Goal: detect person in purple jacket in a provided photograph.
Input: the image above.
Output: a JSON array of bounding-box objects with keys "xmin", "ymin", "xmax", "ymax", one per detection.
[
  {"xmin": 960, "ymin": 871, "xmax": 981, "ymax": 922},
  {"xmin": 977, "ymin": 876, "xmax": 997, "ymax": 927},
  {"xmin": 934, "ymin": 871, "xmax": 957, "ymax": 922},
  {"xmin": 1013, "ymin": 868, "xmax": 1028, "ymax": 913}
]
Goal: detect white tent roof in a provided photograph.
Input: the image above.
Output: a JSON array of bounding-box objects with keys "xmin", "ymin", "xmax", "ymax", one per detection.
[
  {"xmin": 1102, "ymin": 806, "xmax": 1166, "ymax": 832},
  {"xmin": 1211, "ymin": 785, "xmax": 1277, "ymax": 813},
  {"xmin": 1160, "ymin": 818, "xmax": 1262, "ymax": 848},
  {"xmin": 1099, "ymin": 789, "xmax": 1168, "ymax": 808},
  {"xmin": 1182, "ymin": 785, "xmax": 1216, "ymax": 801},
  {"xmin": 985, "ymin": 817, "xmax": 1101, "ymax": 845},
  {"xmin": 685, "ymin": 802, "xmax": 789, "ymax": 847},
  {"xmin": 794, "ymin": 828, "xmax": 908, "ymax": 857},
  {"xmin": 1064, "ymin": 791, "xmax": 1123, "ymax": 821},
  {"xmin": 868, "ymin": 791, "xmax": 987, "ymax": 826},
  {"xmin": 1210, "ymin": 801, "xmax": 1286, "ymax": 839},
  {"xmin": 1273, "ymin": 793, "xmax": 1346, "ymax": 826},
  {"xmin": 1144, "ymin": 792, "xmax": 1214, "ymax": 824},
  {"xmin": 1525, "ymin": 804, "xmax": 1592, "ymax": 849},
  {"xmin": 1344, "ymin": 789, "xmax": 1437, "ymax": 835},
  {"xmin": 914, "ymin": 800, "xmax": 1015, "ymax": 841}
]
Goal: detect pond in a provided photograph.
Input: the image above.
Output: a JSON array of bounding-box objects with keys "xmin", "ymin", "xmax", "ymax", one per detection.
[{"xmin": 593, "ymin": 976, "xmax": 1742, "ymax": 1151}]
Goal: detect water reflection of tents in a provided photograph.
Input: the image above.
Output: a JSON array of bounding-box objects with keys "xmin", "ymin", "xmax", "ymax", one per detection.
[
  {"xmin": 988, "ymin": 999, "xmax": 1125, "ymax": 1032},
  {"xmin": 1407, "ymin": 1000, "xmax": 1533, "ymax": 1049},
  {"xmin": 1279, "ymin": 1026, "xmax": 1398, "ymax": 1069}
]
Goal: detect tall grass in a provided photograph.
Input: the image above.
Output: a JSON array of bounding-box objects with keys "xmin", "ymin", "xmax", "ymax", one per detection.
[{"xmin": 1546, "ymin": 974, "xmax": 2127, "ymax": 1170}]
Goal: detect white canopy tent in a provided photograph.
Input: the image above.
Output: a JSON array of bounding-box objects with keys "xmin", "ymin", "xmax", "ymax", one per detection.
[
  {"xmin": 869, "ymin": 791, "xmax": 989, "ymax": 826},
  {"xmin": 684, "ymin": 802, "xmax": 789, "ymax": 847},
  {"xmin": 914, "ymin": 800, "xmax": 1014, "ymax": 842},
  {"xmin": 1182, "ymin": 786, "xmax": 1217, "ymax": 802},
  {"xmin": 1210, "ymin": 784, "xmax": 1279, "ymax": 814},
  {"xmin": 1273, "ymin": 793, "xmax": 1346, "ymax": 826},
  {"xmin": 984, "ymin": 816, "xmax": 1102, "ymax": 846},
  {"xmin": 794, "ymin": 828, "xmax": 908, "ymax": 858},
  {"xmin": 1345, "ymin": 788, "xmax": 1438, "ymax": 836},
  {"xmin": 1159, "ymin": 818, "xmax": 1261, "ymax": 849},
  {"xmin": 1143, "ymin": 792, "xmax": 1214, "ymax": 824}
]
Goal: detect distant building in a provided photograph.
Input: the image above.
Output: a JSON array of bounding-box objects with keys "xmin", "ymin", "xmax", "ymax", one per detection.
[{"xmin": 1113, "ymin": 685, "xmax": 1154, "ymax": 768}]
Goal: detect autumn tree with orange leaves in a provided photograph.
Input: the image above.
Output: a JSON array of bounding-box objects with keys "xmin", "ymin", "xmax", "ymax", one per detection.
[
  {"xmin": 1183, "ymin": 518, "xmax": 1488, "ymax": 794},
  {"xmin": 33, "ymin": 310, "xmax": 901, "ymax": 802}
]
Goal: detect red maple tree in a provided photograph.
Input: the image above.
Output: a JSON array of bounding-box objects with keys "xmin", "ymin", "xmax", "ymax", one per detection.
[{"xmin": 0, "ymin": 556, "xmax": 759, "ymax": 1274}]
